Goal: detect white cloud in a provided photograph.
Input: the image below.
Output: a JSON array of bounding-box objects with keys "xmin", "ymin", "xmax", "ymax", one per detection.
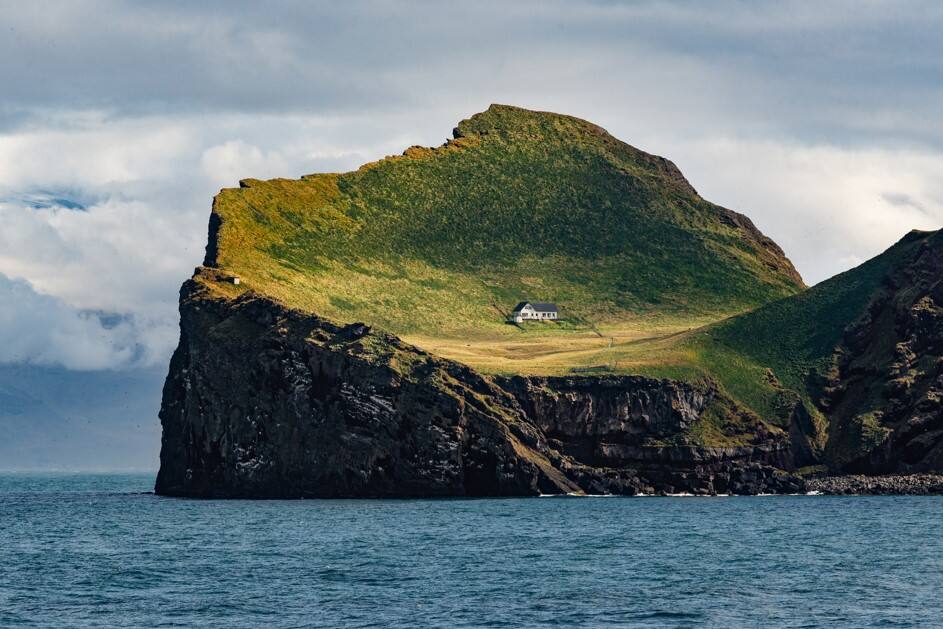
[
  {"xmin": 0, "ymin": 273, "xmax": 174, "ymax": 370},
  {"xmin": 0, "ymin": 1, "xmax": 942, "ymax": 370},
  {"xmin": 201, "ymin": 140, "xmax": 289, "ymax": 189},
  {"xmin": 0, "ymin": 118, "xmax": 192, "ymax": 188},
  {"xmin": 659, "ymin": 138, "xmax": 943, "ymax": 284},
  {"xmin": 0, "ymin": 111, "xmax": 406, "ymax": 369}
]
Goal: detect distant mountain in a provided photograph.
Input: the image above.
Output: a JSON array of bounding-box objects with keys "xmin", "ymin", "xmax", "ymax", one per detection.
[{"xmin": 0, "ymin": 364, "xmax": 163, "ymax": 470}]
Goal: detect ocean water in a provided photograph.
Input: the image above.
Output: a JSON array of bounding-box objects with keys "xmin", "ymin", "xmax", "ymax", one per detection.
[{"xmin": 2, "ymin": 474, "xmax": 942, "ymax": 628}]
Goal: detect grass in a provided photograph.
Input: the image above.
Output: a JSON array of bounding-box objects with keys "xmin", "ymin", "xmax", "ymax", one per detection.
[
  {"xmin": 404, "ymin": 220, "xmax": 921, "ymax": 389},
  {"xmin": 402, "ymin": 313, "xmax": 709, "ymax": 377},
  {"xmin": 393, "ymin": 230, "xmax": 931, "ymax": 452},
  {"xmin": 681, "ymin": 230, "xmax": 931, "ymax": 420},
  {"xmin": 207, "ymin": 104, "xmax": 804, "ymax": 364}
]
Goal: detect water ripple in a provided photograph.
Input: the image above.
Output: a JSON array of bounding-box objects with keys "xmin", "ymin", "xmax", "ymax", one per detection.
[{"xmin": 1, "ymin": 474, "xmax": 943, "ymax": 627}]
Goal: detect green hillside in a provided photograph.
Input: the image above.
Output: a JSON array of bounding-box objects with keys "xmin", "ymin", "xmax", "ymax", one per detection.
[
  {"xmin": 672, "ymin": 230, "xmax": 935, "ymax": 436},
  {"xmin": 204, "ymin": 105, "xmax": 804, "ymax": 370}
]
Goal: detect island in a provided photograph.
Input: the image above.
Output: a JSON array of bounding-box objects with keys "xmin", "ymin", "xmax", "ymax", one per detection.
[{"xmin": 155, "ymin": 105, "xmax": 943, "ymax": 497}]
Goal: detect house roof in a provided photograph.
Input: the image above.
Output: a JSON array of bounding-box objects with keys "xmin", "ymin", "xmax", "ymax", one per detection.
[{"xmin": 512, "ymin": 301, "xmax": 558, "ymax": 313}]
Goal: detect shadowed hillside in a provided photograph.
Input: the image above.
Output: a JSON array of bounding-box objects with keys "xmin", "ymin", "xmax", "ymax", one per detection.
[{"xmin": 677, "ymin": 230, "xmax": 943, "ymax": 465}]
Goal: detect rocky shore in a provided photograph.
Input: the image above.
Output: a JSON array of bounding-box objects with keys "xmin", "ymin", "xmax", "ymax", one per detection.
[{"xmin": 805, "ymin": 474, "xmax": 943, "ymax": 495}]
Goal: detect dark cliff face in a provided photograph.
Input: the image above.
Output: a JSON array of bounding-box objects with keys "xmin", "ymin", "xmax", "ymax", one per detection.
[
  {"xmin": 157, "ymin": 276, "xmax": 564, "ymax": 498},
  {"xmin": 156, "ymin": 272, "xmax": 805, "ymax": 498},
  {"xmin": 822, "ymin": 232, "xmax": 943, "ymax": 474}
]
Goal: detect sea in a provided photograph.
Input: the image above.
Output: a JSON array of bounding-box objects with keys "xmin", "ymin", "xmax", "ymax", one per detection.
[{"xmin": 2, "ymin": 474, "xmax": 942, "ymax": 628}]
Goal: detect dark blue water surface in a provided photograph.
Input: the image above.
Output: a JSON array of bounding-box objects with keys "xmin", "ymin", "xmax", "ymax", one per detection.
[{"xmin": 2, "ymin": 474, "xmax": 943, "ymax": 628}]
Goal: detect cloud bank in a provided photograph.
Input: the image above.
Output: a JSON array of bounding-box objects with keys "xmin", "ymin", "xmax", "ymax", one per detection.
[
  {"xmin": 0, "ymin": 273, "xmax": 174, "ymax": 370},
  {"xmin": 1, "ymin": 1, "xmax": 942, "ymax": 369}
]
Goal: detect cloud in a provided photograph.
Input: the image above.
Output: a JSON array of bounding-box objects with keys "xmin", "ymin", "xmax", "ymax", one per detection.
[
  {"xmin": 0, "ymin": 196, "xmax": 201, "ymax": 314},
  {"xmin": 0, "ymin": 273, "xmax": 175, "ymax": 370},
  {"xmin": 0, "ymin": 111, "xmax": 410, "ymax": 369},
  {"xmin": 0, "ymin": 1, "xmax": 942, "ymax": 370},
  {"xmin": 201, "ymin": 140, "xmax": 290, "ymax": 189},
  {"xmin": 1, "ymin": 2, "xmax": 941, "ymax": 146},
  {"xmin": 659, "ymin": 138, "xmax": 943, "ymax": 284}
]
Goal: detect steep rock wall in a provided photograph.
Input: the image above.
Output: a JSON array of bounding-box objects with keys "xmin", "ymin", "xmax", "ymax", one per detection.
[{"xmin": 823, "ymin": 234, "xmax": 943, "ymax": 473}]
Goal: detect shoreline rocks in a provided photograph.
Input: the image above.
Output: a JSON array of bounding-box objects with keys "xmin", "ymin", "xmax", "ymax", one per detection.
[{"xmin": 805, "ymin": 474, "xmax": 943, "ymax": 495}]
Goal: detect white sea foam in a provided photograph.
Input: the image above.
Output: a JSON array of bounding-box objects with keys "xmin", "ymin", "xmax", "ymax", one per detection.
[
  {"xmin": 540, "ymin": 491, "xmax": 737, "ymax": 498},
  {"xmin": 537, "ymin": 493, "xmax": 618, "ymax": 497}
]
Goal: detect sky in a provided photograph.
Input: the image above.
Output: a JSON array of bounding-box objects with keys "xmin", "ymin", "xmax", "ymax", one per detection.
[{"xmin": 2, "ymin": 0, "xmax": 943, "ymax": 373}]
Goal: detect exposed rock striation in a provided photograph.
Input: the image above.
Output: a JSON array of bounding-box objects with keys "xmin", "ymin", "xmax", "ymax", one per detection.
[{"xmin": 156, "ymin": 271, "xmax": 804, "ymax": 498}]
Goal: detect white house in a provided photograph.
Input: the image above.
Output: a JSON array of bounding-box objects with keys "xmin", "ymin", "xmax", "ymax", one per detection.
[{"xmin": 510, "ymin": 301, "xmax": 559, "ymax": 323}]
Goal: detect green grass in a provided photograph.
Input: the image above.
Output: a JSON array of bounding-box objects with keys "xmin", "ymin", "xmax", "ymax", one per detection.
[
  {"xmin": 677, "ymin": 230, "xmax": 932, "ymax": 426},
  {"xmin": 208, "ymin": 104, "xmax": 804, "ymax": 347}
]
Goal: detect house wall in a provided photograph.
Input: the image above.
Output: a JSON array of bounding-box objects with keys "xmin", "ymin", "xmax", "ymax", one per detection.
[{"xmin": 510, "ymin": 305, "xmax": 558, "ymax": 322}]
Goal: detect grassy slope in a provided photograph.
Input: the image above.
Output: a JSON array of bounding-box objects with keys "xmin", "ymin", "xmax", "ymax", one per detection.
[
  {"xmin": 673, "ymin": 231, "xmax": 932, "ymax": 431},
  {"xmin": 207, "ymin": 105, "xmax": 804, "ymax": 373}
]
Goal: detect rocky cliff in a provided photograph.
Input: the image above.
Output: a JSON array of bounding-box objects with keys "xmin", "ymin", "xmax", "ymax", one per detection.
[
  {"xmin": 156, "ymin": 230, "xmax": 943, "ymax": 497},
  {"xmin": 820, "ymin": 231, "xmax": 943, "ymax": 473},
  {"xmin": 156, "ymin": 271, "xmax": 805, "ymax": 497}
]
